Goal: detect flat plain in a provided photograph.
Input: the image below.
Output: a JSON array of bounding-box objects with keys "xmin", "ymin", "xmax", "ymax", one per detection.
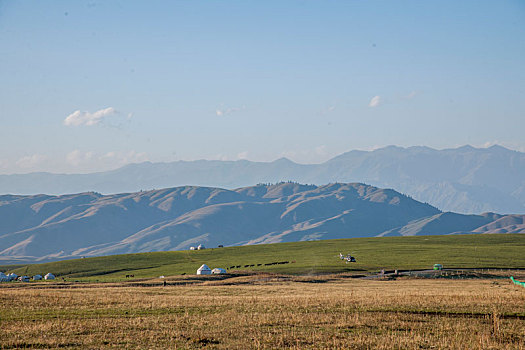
[
  {"xmin": 1, "ymin": 273, "xmax": 525, "ymax": 349},
  {"xmin": 1, "ymin": 234, "xmax": 525, "ymax": 349}
]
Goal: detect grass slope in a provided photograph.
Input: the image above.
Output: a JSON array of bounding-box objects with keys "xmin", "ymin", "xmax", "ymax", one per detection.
[{"xmin": 4, "ymin": 234, "xmax": 525, "ymax": 281}]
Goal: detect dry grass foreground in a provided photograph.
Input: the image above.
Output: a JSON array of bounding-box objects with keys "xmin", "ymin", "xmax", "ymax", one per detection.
[{"xmin": 1, "ymin": 274, "xmax": 524, "ymax": 349}]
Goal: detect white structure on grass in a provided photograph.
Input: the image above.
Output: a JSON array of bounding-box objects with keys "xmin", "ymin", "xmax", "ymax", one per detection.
[
  {"xmin": 33, "ymin": 274, "xmax": 43, "ymax": 281},
  {"xmin": 197, "ymin": 264, "xmax": 211, "ymax": 275},
  {"xmin": 44, "ymin": 273, "xmax": 55, "ymax": 280},
  {"xmin": 197, "ymin": 244, "xmax": 205, "ymax": 250},
  {"xmin": 0, "ymin": 272, "xmax": 8, "ymax": 282},
  {"xmin": 211, "ymin": 268, "xmax": 227, "ymax": 274}
]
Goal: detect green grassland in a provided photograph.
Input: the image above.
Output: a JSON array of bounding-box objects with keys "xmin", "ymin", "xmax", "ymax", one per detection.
[{"xmin": 3, "ymin": 234, "xmax": 525, "ymax": 281}]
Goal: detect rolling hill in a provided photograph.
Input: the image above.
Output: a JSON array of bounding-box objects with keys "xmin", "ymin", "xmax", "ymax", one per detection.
[
  {"xmin": 0, "ymin": 182, "xmax": 523, "ymax": 264},
  {"xmin": 4, "ymin": 234, "xmax": 525, "ymax": 280},
  {"xmin": 1, "ymin": 145, "xmax": 524, "ymax": 214}
]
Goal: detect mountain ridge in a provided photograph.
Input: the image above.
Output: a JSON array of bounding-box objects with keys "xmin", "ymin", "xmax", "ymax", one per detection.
[
  {"xmin": 1, "ymin": 145, "xmax": 524, "ymax": 214},
  {"xmin": 0, "ymin": 182, "xmax": 523, "ymax": 265}
]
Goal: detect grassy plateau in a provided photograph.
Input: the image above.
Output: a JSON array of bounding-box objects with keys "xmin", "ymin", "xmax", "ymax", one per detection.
[{"xmin": 2, "ymin": 233, "xmax": 525, "ymax": 281}]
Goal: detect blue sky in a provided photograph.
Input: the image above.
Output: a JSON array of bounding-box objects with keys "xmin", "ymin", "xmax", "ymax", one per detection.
[{"xmin": 1, "ymin": 1, "xmax": 524, "ymax": 173}]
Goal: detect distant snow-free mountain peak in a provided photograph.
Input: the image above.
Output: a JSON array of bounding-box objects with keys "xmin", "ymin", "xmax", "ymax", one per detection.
[{"xmin": 0, "ymin": 144, "xmax": 523, "ymax": 215}]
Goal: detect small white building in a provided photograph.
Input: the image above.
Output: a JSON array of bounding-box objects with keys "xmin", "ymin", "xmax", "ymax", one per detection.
[
  {"xmin": 33, "ymin": 274, "xmax": 43, "ymax": 281},
  {"xmin": 44, "ymin": 273, "xmax": 55, "ymax": 280},
  {"xmin": 197, "ymin": 244, "xmax": 205, "ymax": 250},
  {"xmin": 7, "ymin": 273, "xmax": 18, "ymax": 281},
  {"xmin": 189, "ymin": 246, "xmax": 196, "ymax": 250},
  {"xmin": 197, "ymin": 264, "xmax": 211, "ymax": 275},
  {"xmin": 211, "ymin": 268, "xmax": 227, "ymax": 274}
]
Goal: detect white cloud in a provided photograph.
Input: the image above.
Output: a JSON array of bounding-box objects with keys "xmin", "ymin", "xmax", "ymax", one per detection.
[
  {"xmin": 0, "ymin": 150, "xmax": 151, "ymax": 174},
  {"xmin": 370, "ymin": 145, "xmax": 386, "ymax": 151},
  {"xmin": 120, "ymin": 151, "xmax": 149, "ymax": 164},
  {"xmin": 237, "ymin": 151, "xmax": 249, "ymax": 160},
  {"xmin": 65, "ymin": 150, "xmax": 148, "ymax": 169},
  {"xmin": 368, "ymin": 96, "xmax": 381, "ymax": 108},
  {"xmin": 102, "ymin": 151, "xmax": 117, "ymax": 159},
  {"xmin": 215, "ymin": 106, "xmax": 245, "ymax": 117},
  {"xmin": 280, "ymin": 145, "xmax": 333, "ymax": 164},
  {"xmin": 15, "ymin": 154, "xmax": 48, "ymax": 168},
  {"xmin": 482, "ymin": 141, "xmax": 498, "ymax": 148},
  {"xmin": 314, "ymin": 145, "xmax": 328, "ymax": 156},
  {"xmin": 479, "ymin": 141, "xmax": 525, "ymax": 152},
  {"xmin": 66, "ymin": 150, "xmax": 94, "ymax": 166},
  {"xmin": 319, "ymin": 105, "xmax": 336, "ymax": 116},
  {"xmin": 405, "ymin": 91, "xmax": 417, "ymax": 99},
  {"xmin": 213, "ymin": 154, "xmax": 230, "ymax": 161},
  {"xmin": 63, "ymin": 107, "xmax": 117, "ymax": 127}
]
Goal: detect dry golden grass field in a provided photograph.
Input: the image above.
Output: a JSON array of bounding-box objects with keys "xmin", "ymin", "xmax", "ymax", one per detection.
[{"xmin": 1, "ymin": 272, "xmax": 525, "ymax": 349}]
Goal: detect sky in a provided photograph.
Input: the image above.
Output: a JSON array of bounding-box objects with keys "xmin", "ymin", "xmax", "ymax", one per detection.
[{"xmin": 1, "ymin": 1, "xmax": 524, "ymax": 174}]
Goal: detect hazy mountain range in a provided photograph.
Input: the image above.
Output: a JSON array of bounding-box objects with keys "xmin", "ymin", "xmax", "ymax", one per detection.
[
  {"xmin": 1, "ymin": 182, "xmax": 523, "ymax": 264},
  {"xmin": 1, "ymin": 145, "xmax": 524, "ymax": 214}
]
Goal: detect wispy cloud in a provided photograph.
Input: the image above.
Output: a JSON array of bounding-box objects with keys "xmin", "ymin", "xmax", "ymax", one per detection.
[
  {"xmin": 103, "ymin": 150, "xmax": 148, "ymax": 164},
  {"xmin": 2, "ymin": 150, "xmax": 150, "ymax": 174},
  {"xmin": 314, "ymin": 145, "xmax": 328, "ymax": 156},
  {"xmin": 65, "ymin": 150, "xmax": 148, "ymax": 168},
  {"xmin": 237, "ymin": 151, "xmax": 249, "ymax": 160},
  {"xmin": 405, "ymin": 91, "xmax": 417, "ymax": 99},
  {"xmin": 368, "ymin": 96, "xmax": 381, "ymax": 108},
  {"xmin": 319, "ymin": 105, "xmax": 336, "ymax": 116},
  {"xmin": 215, "ymin": 105, "xmax": 245, "ymax": 117},
  {"xmin": 280, "ymin": 145, "xmax": 332, "ymax": 163},
  {"xmin": 66, "ymin": 150, "xmax": 94, "ymax": 166},
  {"xmin": 63, "ymin": 107, "xmax": 118, "ymax": 127},
  {"xmin": 15, "ymin": 154, "xmax": 48, "ymax": 168},
  {"xmin": 213, "ymin": 154, "xmax": 230, "ymax": 161},
  {"xmin": 479, "ymin": 141, "xmax": 525, "ymax": 152}
]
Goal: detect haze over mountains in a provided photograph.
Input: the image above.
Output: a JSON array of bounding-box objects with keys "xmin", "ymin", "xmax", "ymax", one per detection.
[
  {"xmin": 1, "ymin": 182, "xmax": 524, "ymax": 264},
  {"xmin": 1, "ymin": 145, "xmax": 524, "ymax": 214}
]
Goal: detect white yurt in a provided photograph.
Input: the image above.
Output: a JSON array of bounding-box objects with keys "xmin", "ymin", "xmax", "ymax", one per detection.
[
  {"xmin": 44, "ymin": 273, "xmax": 55, "ymax": 280},
  {"xmin": 196, "ymin": 264, "xmax": 211, "ymax": 275},
  {"xmin": 19, "ymin": 276, "xmax": 30, "ymax": 282},
  {"xmin": 33, "ymin": 274, "xmax": 43, "ymax": 281},
  {"xmin": 0, "ymin": 272, "xmax": 8, "ymax": 282},
  {"xmin": 197, "ymin": 244, "xmax": 205, "ymax": 250},
  {"xmin": 189, "ymin": 246, "xmax": 196, "ymax": 250},
  {"xmin": 211, "ymin": 268, "xmax": 227, "ymax": 274},
  {"xmin": 8, "ymin": 273, "xmax": 18, "ymax": 281}
]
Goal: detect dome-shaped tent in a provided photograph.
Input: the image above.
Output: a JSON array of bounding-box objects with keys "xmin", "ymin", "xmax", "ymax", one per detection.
[
  {"xmin": 33, "ymin": 274, "xmax": 43, "ymax": 281},
  {"xmin": 211, "ymin": 268, "xmax": 227, "ymax": 274},
  {"xmin": 8, "ymin": 273, "xmax": 18, "ymax": 281},
  {"xmin": 0, "ymin": 272, "xmax": 8, "ymax": 282},
  {"xmin": 44, "ymin": 273, "xmax": 55, "ymax": 280},
  {"xmin": 197, "ymin": 244, "xmax": 205, "ymax": 250},
  {"xmin": 197, "ymin": 264, "xmax": 211, "ymax": 275}
]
